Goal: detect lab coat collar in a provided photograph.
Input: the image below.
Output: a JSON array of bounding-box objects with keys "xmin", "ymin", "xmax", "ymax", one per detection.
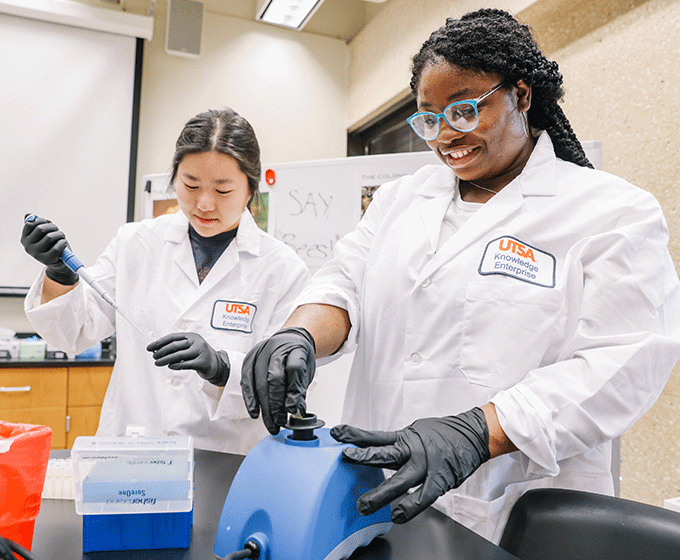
[
  {"xmin": 516, "ymin": 131, "xmax": 558, "ymax": 197},
  {"xmin": 415, "ymin": 168, "xmax": 457, "ymax": 252},
  {"xmin": 165, "ymin": 209, "xmax": 262, "ymax": 289},
  {"xmin": 165, "ymin": 211, "xmax": 191, "ymax": 243},
  {"xmin": 414, "ymin": 132, "xmax": 557, "ymax": 262},
  {"xmin": 189, "ymin": 209, "xmax": 260, "ymax": 296},
  {"xmin": 233, "ymin": 209, "xmax": 262, "ymax": 257},
  {"xmin": 414, "ymin": 165, "xmax": 457, "ymax": 199}
]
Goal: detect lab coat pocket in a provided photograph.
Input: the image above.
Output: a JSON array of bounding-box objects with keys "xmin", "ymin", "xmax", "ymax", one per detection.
[{"xmin": 460, "ymin": 281, "xmax": 560, "ymax": 387}]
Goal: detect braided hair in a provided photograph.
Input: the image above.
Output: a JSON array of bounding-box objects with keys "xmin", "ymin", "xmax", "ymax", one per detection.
[{"xmin": 411, "ymin": 9, "xmax": 592, "ymax": 168}]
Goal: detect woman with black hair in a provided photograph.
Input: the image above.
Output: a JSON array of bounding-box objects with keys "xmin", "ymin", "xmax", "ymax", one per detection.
[
  {"xmin": 240, "ymin": 9, "xmax": 680, "ymax": 540},
  {"xmin": 21, "ymin": 108, "xmax": 309, "ymax": 455}
]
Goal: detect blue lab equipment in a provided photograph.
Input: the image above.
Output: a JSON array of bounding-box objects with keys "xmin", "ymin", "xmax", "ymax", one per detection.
[
  {"xmin": 214, "ymin": 414, "xmax": 392, "ymax": 560},
  {"xmin": 24, "ymin": 215, "xmax": 150, "ymax": 339}
]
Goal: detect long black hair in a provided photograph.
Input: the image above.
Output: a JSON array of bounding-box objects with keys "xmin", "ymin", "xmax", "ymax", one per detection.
[
  {"xmin": 171, "ymin": 107, "xmax": 262, "ymax": 203},
  {"xmin": 410, "ymin": 8, "xmax": 592, "ymax": 168}
]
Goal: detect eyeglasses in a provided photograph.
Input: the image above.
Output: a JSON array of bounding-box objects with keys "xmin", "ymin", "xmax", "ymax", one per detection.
[{"xmin": 407, "ymin": 83, "xmax": 505, "ymax": 141}]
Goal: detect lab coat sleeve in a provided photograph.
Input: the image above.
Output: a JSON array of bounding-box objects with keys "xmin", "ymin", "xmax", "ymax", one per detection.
[
  {"xmin": 24, "ymin": 235, "xmax": 121, "ymax": 354},
  {"xmin": 201, "ymin": 255, "xmax": 311, "ymax": 420},
  {"xmin": 492, "ymin": 190, "xmax": 680, "ymax": 476}
]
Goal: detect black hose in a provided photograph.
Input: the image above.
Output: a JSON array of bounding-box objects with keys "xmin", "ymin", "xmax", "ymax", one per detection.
[
  {"xmin": 0, "ymin": 536, "xmax": 40, "ymax": 560},
  {"xmin": 0, "ymin": 537, "xmax": 14, "ymax": 560},
  {"xmin": 222, "ymin": 539, "xmax": 260, "ymax": 560},
  {"xmin": 222, "ymin": 550, "xmax": 251, "ymax": 560},
  {"xmin": 10, "ymin": 539, "xmax": 40, "ymax": 560}
]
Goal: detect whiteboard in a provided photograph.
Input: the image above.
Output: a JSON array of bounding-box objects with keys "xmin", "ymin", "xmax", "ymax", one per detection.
[
  {"xmin": 0, "ymin": 12, "xmax": 139, "ymax": 292},
  {"xmin": 266, "ymin": 151, "xmax": 440, "ymax": 273}
]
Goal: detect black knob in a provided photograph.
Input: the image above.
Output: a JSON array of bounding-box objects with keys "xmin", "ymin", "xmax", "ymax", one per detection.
[{"xmin": 285, "ymin": 412, "xmax": 325, "ymax": 441}]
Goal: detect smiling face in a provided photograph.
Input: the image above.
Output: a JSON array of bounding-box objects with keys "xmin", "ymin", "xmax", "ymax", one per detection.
[
  {"xmin": 417, "ymin": 59, "xmax": 535, "ymax": 191},
  {"xmin": 175, "ymin": 151, "xmax": 251, "ymax": 237}
]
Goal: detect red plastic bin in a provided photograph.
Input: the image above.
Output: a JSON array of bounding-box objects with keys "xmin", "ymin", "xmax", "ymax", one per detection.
[{"xmin": 0, "ymin": 421, "xmax": 52, "ymax": 550}]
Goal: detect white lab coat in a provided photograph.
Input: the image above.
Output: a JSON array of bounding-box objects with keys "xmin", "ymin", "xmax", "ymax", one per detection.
[
  {"xmin": 25, "ymin": 210, "xmax": 310, "ymax": 454},
  {"xmin": 296, "ymin": 132, "xmax": 680, "ymax": 541}
]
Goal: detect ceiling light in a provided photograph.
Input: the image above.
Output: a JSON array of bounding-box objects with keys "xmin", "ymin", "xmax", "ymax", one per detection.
[{"xmin": 256, "ymin": 0, "xmax": 326, "ymax": 30}]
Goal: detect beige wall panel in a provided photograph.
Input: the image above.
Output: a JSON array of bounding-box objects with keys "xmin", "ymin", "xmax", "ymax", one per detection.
[
  {"xmin": 348, "ymin": 0, "xmax": 537, "ymax": 129},
  {"xmin": 544, "ymin": 0, "xmax": 680, "ymax": 506},
  {"xmin": 621, "ymin": 391, "xmax": 680, "ymax": 505},
  {"xmin": 549, "ymin": 0, "xmax": 680, "ymax": 243}
]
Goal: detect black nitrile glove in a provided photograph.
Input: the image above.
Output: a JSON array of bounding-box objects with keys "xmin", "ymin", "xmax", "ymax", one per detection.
[
  {"xmin": 241, "ymin": 327, "xmax": 316, "ymax": 435},
  {"xmin": 330, "ymin": 407, "xmax": 491, "ymax": 524},
  {"xmin": 21, "ymin": 215, "xmax": 79, "ymax": 285},
  {"xmin": 147, "ymin": 332, "xmax": 230, "ymax": 387}
]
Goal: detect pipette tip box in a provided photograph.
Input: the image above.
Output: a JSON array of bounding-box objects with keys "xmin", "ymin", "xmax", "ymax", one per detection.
[{"xmin": 71, "ymin": 435, "xmax": 194, "ymax": 552}]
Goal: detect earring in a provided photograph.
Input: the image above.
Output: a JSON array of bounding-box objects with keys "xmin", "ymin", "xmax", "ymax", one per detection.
[{"xmin": 521, "ymin": 112, "xmax": 529, "ymax": 138}]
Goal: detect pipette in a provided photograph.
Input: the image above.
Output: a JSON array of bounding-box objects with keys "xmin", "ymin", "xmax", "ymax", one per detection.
[{"xmin": 25, "ymin": 215, "xmax": 153, "ymax": 341}]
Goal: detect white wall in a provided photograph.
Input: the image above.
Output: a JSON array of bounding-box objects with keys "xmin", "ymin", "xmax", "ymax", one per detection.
[{"xmin": 136, "ymin": 2, "xmax": 349, "ymax": 219}]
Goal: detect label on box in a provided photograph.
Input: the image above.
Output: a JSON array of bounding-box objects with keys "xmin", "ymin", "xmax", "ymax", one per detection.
[
  {"xmin": 82, "ymin": 480, "xmax": 191, "ymax": 505},
  {"xmin": 19, "ymin": 341, "xmax": 45, "ymax": 360}
]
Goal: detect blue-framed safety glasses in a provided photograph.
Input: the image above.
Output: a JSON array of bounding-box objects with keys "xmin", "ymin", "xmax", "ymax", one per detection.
[{"xmin": 407, "ymin": 82, "xmax": 504, "ymax": 141}]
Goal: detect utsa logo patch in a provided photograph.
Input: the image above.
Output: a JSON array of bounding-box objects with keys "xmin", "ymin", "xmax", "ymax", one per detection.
[
  {"xmin": 211, "ymin": 300, "xmax": 257, "ymax": 332},
  {"xmin": 479, "ymin": 236, "xmax": 555, "ymax": 288}
]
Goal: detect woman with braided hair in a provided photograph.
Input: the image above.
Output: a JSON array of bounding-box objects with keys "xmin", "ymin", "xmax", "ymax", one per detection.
[
  {"xmin": 240, "ymin": 9, "xmax": 680, "ymax": 541},
  {"xmin": 409, "ymin": 8, "xmax": 592, "ymax": 171}
]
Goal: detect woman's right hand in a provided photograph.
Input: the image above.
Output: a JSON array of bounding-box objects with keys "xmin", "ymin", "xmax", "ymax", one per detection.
[
  {"xmin": 241, "ymin": 327, "xmax": 316, "ymax": 435},
  {"xmin": 21, "ymin": 215, "xmax": 79, "ymax": 285}
]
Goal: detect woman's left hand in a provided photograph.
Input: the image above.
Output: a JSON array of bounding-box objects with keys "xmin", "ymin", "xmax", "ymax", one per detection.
[
  {"xmin": 330, "ymin": 408, "xmax": 491, "ymax": 523},
  {"xmin": 147, "ymin": 332, "xmax": 230, "ymax": 386}
]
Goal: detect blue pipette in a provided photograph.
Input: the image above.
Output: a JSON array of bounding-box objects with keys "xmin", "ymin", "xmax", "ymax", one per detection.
[{"xmin": 25, "ymin": 214, "xmax": 153, "ymax": 340}]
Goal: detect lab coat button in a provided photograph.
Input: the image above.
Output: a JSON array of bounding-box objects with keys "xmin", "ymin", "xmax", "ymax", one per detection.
[
  {"xmin": 171, "ymin": 376, "xmax": 182, "ymax": 387},
  {"xmin": 409, "ymin": 352, "xmax": 422, "ymax": 365},
  {"xmin": 421, "ymin": 278, "xmax": 431, "ymax": 288}
]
